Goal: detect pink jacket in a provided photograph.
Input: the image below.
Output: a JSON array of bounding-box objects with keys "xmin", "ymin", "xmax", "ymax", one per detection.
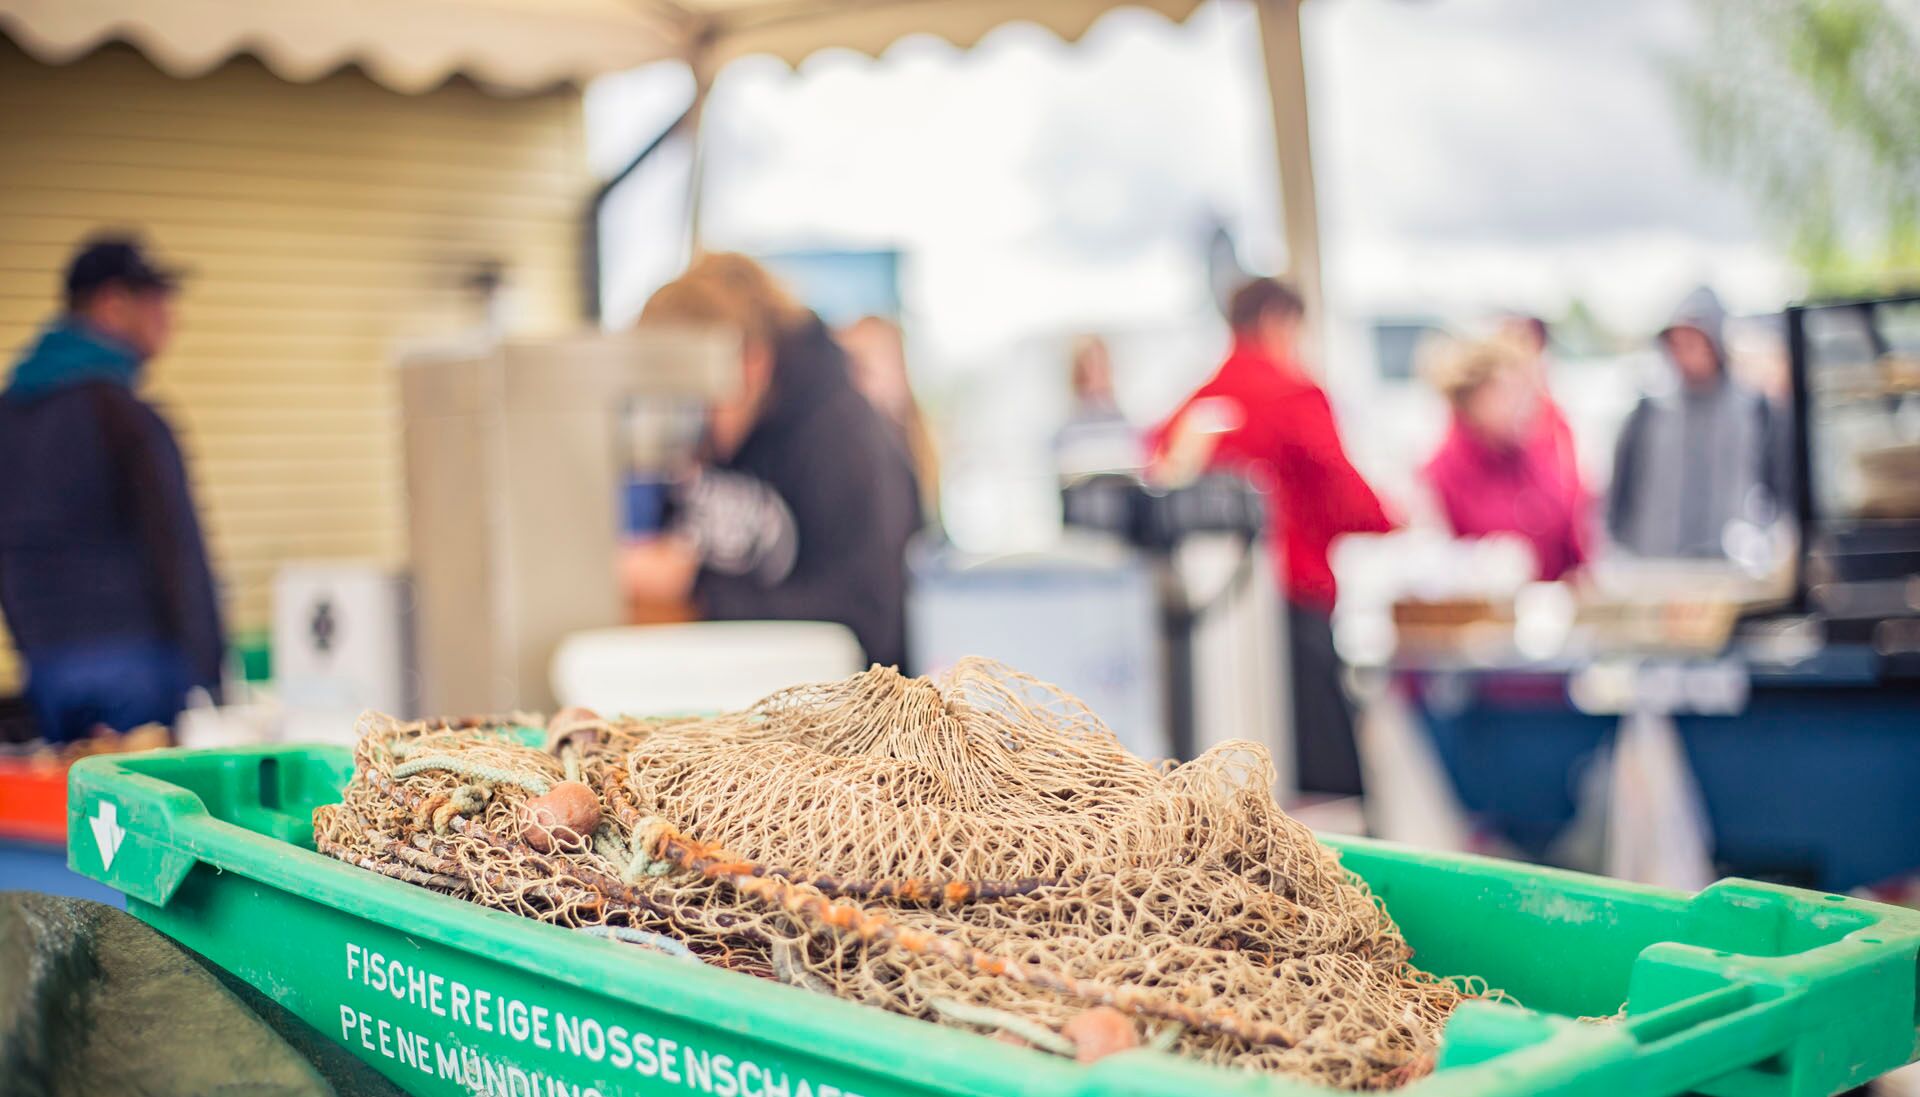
[{"xmin": 1423, "ymin": 412, "xmax": 1588, "ymax": 581}]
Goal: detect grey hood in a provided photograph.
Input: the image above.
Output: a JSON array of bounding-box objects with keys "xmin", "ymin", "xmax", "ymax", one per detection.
[{"xmin": 1658, "ymin": 285, "xmax": 1728, "ymax": 364}]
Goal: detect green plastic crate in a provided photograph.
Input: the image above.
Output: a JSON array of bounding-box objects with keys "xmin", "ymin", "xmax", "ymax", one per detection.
[{"xmin": 67, "ymin": 744, "xmax": 1920, "ymax": 1097}]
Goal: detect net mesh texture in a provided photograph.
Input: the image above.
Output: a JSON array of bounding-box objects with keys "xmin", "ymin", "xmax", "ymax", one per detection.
[{"xmin": 313, "ymin": 658, "xmax": 1478, "ymax": 1090}]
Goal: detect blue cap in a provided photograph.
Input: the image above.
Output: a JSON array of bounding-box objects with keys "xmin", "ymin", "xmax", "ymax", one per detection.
[{"xmin": 64, "ymin": 234, "xmax": 186, "ymax": 302}]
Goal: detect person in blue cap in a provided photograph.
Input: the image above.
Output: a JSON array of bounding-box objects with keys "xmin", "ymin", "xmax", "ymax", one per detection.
[{"xmin": 0, "ymin": 233, "xmax": 224, "ymax": 743}]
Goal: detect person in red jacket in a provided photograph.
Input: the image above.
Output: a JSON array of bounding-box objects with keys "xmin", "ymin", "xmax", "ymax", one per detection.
[{"xmin": 1150, "ymin": 278, "xmax": 1393, "ymax": 796}]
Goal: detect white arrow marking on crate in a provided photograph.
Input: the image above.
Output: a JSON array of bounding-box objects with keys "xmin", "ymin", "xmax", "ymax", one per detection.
[{"xmin": 90, "ymin": 800, "xmax": 126, "ymax": 871}]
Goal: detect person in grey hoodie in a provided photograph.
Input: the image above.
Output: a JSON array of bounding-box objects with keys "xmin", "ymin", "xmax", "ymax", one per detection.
[{"xmin": 1607, "ymin": 287, "xmax": 1791, "ymax": 559}]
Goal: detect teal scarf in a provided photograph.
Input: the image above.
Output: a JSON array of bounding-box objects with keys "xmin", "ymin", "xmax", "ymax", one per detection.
[{"xmin": 4, "ymin": 320, "xmax": 143, "ymax": 400}]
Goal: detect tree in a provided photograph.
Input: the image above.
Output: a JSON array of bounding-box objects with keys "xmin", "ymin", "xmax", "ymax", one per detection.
[
  {"xmin": 1553, "ymin": 296, "xmax": 1624, "ymax": 358},
  {"xmin": 1670, "ymin": 0, "xmax": 1920, "ymax": 292}
]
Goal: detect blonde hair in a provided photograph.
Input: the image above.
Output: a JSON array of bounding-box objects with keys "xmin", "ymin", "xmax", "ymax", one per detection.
[
  {"xmin": 638, "ymin": 252, "xmax": 804, "ymax": 347},
  {"xmin": 1420, "ymin": 333, "xmax": 1527, "ymax": 407}
]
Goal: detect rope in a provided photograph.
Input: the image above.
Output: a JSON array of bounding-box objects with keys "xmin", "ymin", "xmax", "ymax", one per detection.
[
  {"xmin": 928, "ymin": 999, "xmax": 1076, "ymax": 1056},
  {"xmin": 771, "ymin": 939, "xmax": 834, "ymax": 993},
  {"xmin": 643, "ymin": 823, "xmax": 1314, "ymax": 1053},
  {"xmin": 392, "ymin": 755, "xmax": 551, "ymax": 793},
  {"xmin": 601, "ymin": 779, "xmax": 1060, "ymax": 902},
  {"xmin": 393, "ymin": 722, "xmax": 533, "ymax": 753},
  {"xmin": 1147, "ymin": 1023, "xmax": 1186, "ymax": 1053},
  {"xmin": 593, "ymin": 830, "xmax": 631, "ymax": 866},
  {"xmin": 576, "ymin": 925, "xmax": 701, "ymax": 961},
  {"xmin": 622, "ymin": 816, "xmax": 677, "ymax": 881},
  {"xmin": 429, "ymin": 783, "xmax": 493, "ymax": 833}
]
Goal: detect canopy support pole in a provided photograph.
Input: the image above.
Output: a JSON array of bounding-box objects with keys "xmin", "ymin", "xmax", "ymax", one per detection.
[
  {"xmin": 580, "ymin": 97, "xmax": 700, "ymax": 323},
  {"xmin": 684, "ymin": 44, "xmax": 718, "ymax": 251},
  {"xmin": 1255, "ymin": 0, "xmax": 1326, "ymax": 371}
]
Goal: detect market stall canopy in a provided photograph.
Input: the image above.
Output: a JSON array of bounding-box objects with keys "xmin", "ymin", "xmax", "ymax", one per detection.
[
  {"xmin": 0, "ymin": 0, "xmax": 681, "ymax": 94},
  {"xmin": 0, "ymin": 0, "xmax": 1207, "ymax": 95},
  {"xmin": 673, "ymin": 0, "xmax": 1208, "ymax": 68},
  {"xmin": 0, "ymin": 0, "xmax": 1312, "ymax": 349}
]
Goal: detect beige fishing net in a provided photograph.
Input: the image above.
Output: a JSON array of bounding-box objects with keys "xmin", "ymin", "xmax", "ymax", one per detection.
[{"xmin": 313, "ymin": 658, "xmax": 1475, "ymax": 1090}]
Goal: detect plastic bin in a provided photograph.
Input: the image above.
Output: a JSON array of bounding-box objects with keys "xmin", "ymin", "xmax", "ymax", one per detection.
[{"xmin": 67, "ymin": 744, "xmax": 1920, "ymax": 1097}]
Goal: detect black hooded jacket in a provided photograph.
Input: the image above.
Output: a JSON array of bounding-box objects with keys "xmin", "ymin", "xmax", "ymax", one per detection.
[{"xmin": 692, "ymin": 315, "xmax": 922, "ymax": 668}]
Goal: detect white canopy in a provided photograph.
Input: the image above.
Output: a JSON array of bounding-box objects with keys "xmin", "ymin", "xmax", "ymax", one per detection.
[
  {"xmin": 0, "ymin": 0, "xmax": 1206, "ymax": 95},
  {"xmin": 687, "ymin": 0, "xmax": 1208, "ymax": 68},
  {"xmin": 0, "ymin": 0, "xmax": 1322, "ymax": 348}
]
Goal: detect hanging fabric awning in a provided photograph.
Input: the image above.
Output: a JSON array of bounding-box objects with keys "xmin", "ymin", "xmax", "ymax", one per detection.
[
  {"xmin": 680, "ymin": 0, "xmax": 1209, "ymax": 68},
  {"xmin": 0, "ymin": 0, "xmax": 1208, "ymax": 96},
  {"xmin": 0, "ymin": 0, "xmax": 679, "ymax": 95}
]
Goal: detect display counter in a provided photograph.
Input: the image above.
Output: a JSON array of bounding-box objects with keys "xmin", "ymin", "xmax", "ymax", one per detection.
[{"xmin": 1381, "ymin": 643, "xmax": 1919, "ymax": 893}]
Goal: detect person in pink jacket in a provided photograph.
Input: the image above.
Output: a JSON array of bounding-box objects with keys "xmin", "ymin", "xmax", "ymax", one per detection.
[
  {"xmin": 1421, "ymin": 335, "xmax": 1588, "ymax": 581},
  {"xmin": 1501, "ymin": 315, "xmax": 1587, "ymax": 514}
]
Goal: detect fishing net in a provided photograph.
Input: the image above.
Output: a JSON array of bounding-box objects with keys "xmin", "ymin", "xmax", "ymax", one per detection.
[{"xmin": 313, "ymin": 658, "xmax": 1476, "ymax": 1090}]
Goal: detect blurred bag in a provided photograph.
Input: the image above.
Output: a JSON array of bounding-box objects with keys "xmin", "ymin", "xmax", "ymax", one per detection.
[{"xmin": 1606, "ymin": 710, "xmax": 1715, "ymax": 890}]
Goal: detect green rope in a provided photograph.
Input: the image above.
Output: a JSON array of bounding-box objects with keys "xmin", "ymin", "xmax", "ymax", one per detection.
[
  {"xmin": 392, "ymin": 725, "xmax": 526, "ymax": 759},
  {"xmin": 392, "ymin": 756, "xmax": 551, "ymax": 793},
  {"xmin": 593, "ymin": 829, "xmax": 630, "ymax": 866},
  {"xmin": 926, "ymin": 999, "xmax": 1075, "ymax": 1057}
]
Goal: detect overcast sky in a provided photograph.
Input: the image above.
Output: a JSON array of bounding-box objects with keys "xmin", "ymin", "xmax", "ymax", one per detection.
[
  {"xmin": 1309, "ymin": 0, "xmax": 1795, "ymax": 325},
  {"xmin": 590, "ymin": 0, "xmax": 1800, "ymax": 365}
]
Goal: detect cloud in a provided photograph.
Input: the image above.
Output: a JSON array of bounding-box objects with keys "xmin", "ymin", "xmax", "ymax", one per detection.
[
  {"xmin": 1306, "ymin": 0, "xmax": 1796, "ymax": 324},
  {"xmin": 1311, "ymin": 0, "xmax": 1763, "ymax": 248}
]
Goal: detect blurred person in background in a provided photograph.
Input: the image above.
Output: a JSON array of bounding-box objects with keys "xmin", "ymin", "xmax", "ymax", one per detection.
[
  {"xmin": 1607, "ymin": 287, "xmax": 1790, "ymax": 559},
  {"xmin": 1150, "ymin": 278, "xmax": 1394, "ymax": 797},
  {"xmin": 1499, "ymin": 315, "xmax": 1587, "ymax": 509},
  {"xmin": 838, "ymin": 314, "xmax": 940, "ymax": 522},
  {"xmin": 1421, "ymin": 336, "xmax": 1588, "ymax": 581},
  {"xmin": 0, "ymin": 235, "xmax": 223, "ymax": 743},
  {"xmin": 621, "ymin": 255, "xmax": 921, "ymax": 668},
  {"xmin": 1052, "ymin": 334, "xmax": 1140, "ymax": 479}
]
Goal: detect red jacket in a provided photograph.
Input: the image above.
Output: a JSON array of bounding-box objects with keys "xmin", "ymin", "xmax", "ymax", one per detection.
[
  {"xmin": 1422, "ymin": 414, "xmax": 1588, "ymax": 581},
  {"xmin": 1150, "ymin": 341, "xmax": 1393, "ymax": 612}
]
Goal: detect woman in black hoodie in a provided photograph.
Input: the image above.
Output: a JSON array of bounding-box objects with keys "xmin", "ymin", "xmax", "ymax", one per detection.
[{"xmin": 620, "ymin": 255, "xmax": 921, "ymax": 669}]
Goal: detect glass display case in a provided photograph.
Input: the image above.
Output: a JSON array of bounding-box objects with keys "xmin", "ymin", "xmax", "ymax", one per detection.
[
  {"xmin": 1787, "ymin": 292, "xmax": 1920, "ymax": 645},
  {"xmin": 1792, "ymin": 294, "xmax": 1920, "ymax": 522}
]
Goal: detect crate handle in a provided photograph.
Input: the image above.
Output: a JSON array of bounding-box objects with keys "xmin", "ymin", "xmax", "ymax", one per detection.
[
  {"xmin": 1621, "ymin": 984, "xmax": 1754, "ymax": 1045},
  {"xmin": 1613, "ymin": 983, "xmax": 1802, "ymax": 1093},
  {"xmin": 67, "ymin": 753, "xmax": 212, "ymax": 906}
]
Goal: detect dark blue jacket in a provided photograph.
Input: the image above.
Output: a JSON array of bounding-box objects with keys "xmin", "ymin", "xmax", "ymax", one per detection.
[{"xmin": 0, "ymin": 322, "xmax": 225, "ymax": 695}]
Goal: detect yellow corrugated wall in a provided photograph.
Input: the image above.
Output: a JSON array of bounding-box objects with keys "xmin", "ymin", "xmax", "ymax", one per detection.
[{"xmin": 0, "ymin": 38, "xmax": 591, "ymax": 694}]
